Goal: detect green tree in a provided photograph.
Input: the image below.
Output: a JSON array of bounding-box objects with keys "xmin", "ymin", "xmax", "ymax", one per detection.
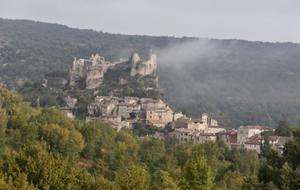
[
  {"xmin": 0, "ymin": 108, "xmax": 8, "ymax": 148},
  {"xmin": 221, "ymin": 171, "xmax": 243, "ymax": 190},
  {"xmin": 40, "ymin": 124, "xmax": 85, "ymax": 158},
  {"xmin": 242, "ymin": 176, "xmax": 260, "ymax": 190},
  {"xmin": 116, "ymin": 164, "xmax": 150, "ymax": 190},
  {"xmin": 139, "ymin": 137, "xmax": 166, "ymax": 172},
  {"xmin": 0, "ymin": 143, "xmax": 82, "ymax": 190},
  {"xmin": 180, "ymin": 156, "xmax": 214, "ymax": 190},
  {"xmin": 275, "ymin": 121, "xmax": 292, "ymax": 137},
  {"xmin": 0, "ymin": 172, "xmax": 37, "ymax": 190},
  {"xmin": 0, "ymin": 87, "xmax": 22, "ymax": 111},
  {"xmin": 152, "ymin": 170, "xmax": 179, "ymax": 190},
  {"xmin": 8, "ymin": 103, "xmax": 37, "ymax": 129}
]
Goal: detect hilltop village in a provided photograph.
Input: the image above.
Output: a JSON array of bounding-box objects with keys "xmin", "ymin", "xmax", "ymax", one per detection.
[{"xmin": 52, "ymin": 52, "xmax": 292, "ymax": 154}]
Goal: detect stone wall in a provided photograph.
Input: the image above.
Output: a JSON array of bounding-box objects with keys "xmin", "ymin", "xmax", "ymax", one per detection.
[
  {"xmin": 69, "ymin": 54, "xmax": 111, "ymax": 89},
  {"xmin": 130, "ymin": 52, "xmax": 157, "ymax": 77}
]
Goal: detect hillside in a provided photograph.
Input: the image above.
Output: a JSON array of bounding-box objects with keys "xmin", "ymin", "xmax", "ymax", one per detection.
[
  {"xmin": 0, "ymin": 87, "xmax": 299, "ymax": 189},
  {"xmin": 1, "ymin": 18, "xmax": 300, "ymax": 127}
]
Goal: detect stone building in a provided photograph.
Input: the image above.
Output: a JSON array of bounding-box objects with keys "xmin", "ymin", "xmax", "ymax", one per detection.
[
  {"xmin": 171, "ymin": 128, "xmax": 218, "ymax": 144},
  {"xmin": 140, "ymin": 98, "xmax": 166, "ymax": 110},
  {"xmin": 237, "ymin": 125, "xmax": 272, "ymax": 145},
  {"xmin": 130, "ymin": 53, "xmax": 157, "ymax": 77},
  {"xmin": 145, "ymin": 106, "xmax": 174, "ymax": 127},
  {"xmin": 186, "ymin": 113, "xmax": 220, "ymax": 131},
  {"xmin": 170, "ymin": 113, "xmax": 224, "ymax": 143},
  {"xmin": 244, "ymin": 135, "xmax": 263, "ymax": 153},
  {"xmin": 117, "ymin": 103, "xmax": 141, "ymax": 119},
  {"xmin": 217, "ymin": 130, "xmax": 238, "ymax": 146},
  {"xmin": 242, "ymin": 134, "xmax": 291, "ymax": 154},
  {"xmin": 87, "ymin": 96, "xmax": 120, "ymax": 117},
  {"xmin": 69, "ymin": 54, "xmax": 111, "ymax": 89}
]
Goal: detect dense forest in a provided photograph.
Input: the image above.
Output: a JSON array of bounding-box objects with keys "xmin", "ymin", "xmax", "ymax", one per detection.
[
  {"xmin": 1, "ymin": 18, "xmax": 300, "ymax": 127},
  {"xmin": 0, "ymin": 87, "xmax": 299, "ymax": 189}
]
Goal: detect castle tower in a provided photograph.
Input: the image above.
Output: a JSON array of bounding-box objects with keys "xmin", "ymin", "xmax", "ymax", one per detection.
[
  {"xmin": 130, "ymin": 52, "xmax": 141, "ymax": 77},
  {"xmin": 201, "ymin": 113, "xmax": 209, "ymax": 125},
  {"xmin": 148, "ymin": 54, "xmax": 157, "ymax": 75}
]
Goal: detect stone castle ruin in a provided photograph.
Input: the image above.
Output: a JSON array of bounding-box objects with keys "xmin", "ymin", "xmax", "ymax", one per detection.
[
  {"xmin": 69, "ymin": 52, "xmax": 157, "ymax": 89},
  {"xmin": 69, "ymin": 54, "xmax": 112, "ymax": 89},
  {"xmin": 130, "ymin": 53, "xmax": 157, "ymax": 77}
]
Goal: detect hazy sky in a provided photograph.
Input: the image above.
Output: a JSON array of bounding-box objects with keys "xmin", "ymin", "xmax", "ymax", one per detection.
[{"xmin": 0, "ymin": 0, "xmax": 299, "ymax": 42}]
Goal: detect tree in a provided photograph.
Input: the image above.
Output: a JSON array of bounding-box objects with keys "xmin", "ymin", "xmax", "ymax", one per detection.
[
  {"xmin": 180, "ymin": 156, "xmax": 214, "ymax": 190},
  {"xmin": 139, "ymin": 138, "xmax": 166, "ymax": 172},
  {"xmin": 0, "ymin": 87, "xmax": 22, "ymax": 111},
  {"xmin": 0, "ymin": 143, "xmax": 82, "ymax": 190},
  {"xmin": 0, "ymin": 108, "xmax": 8, "ymax": 148},
  {"xmin": 35, "ymin": 108, "xmax": 74, "ymax": 129},
  {"xmin": 152, "ymin": 170, "xmax": 179, "ymax": 190},
  {"xmin": 7, "ymin": 103, "xmax": 36, "ymax": 129},
  {"xmin": 242, "ymin": 176, "xmax": 260, "ymax": 190},
  {"xmin": 40, "ymin": 124, "xmax": 85, "ymax": 158},
  {"xmin": 275, "ymin": 121, "xmax": 292, "ymax": 137},
  {"xmin": 116, "ymin": 164, "xmax": 150, "ymax": 190},
  {"xmin": 0, "ymin": 172, "xmax": 37, "ymax": 190},
  {"xmin": 221, "ymin": 171, "xmax": 243, "ymax": 190},
  {"xmin": 283, "ymin": 128, "xmax": 300, "ymax": 169}
]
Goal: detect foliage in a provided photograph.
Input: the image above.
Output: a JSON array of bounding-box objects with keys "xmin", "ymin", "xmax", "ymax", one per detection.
[
  {"xmin": 275, "ymin": 121, "xmax": 292, "ymax": 137},
  {"xmin": 116, "ymin": 164, "xmax": 150, "ymax": 190},
  {"xmin": 0, "ymin": 87, "xmax": 300, "ymax": 189},
  {"xmin": 180, "ymin": 156, "xmax": 213, "ymax": 190}
]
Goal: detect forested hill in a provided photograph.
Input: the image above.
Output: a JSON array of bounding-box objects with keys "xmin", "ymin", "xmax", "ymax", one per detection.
[
  {"xmin": 1, "ymin": 18, "xmax": 300, "ymax": 127},
  {"xmin": 0, "ymin": 87, "xmax": 300, "ymax": 189}
]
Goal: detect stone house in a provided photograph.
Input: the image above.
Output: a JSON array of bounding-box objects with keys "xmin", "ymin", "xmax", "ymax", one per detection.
[
  {"xmin": 244, "ymin": 135, "xmax": 262, "ymax": 153},
  {"xmin": 171, "ymin": 128, "xmax": 218, "ymax": 144},
  {"xmin": 217, "ymin": 130, "xmax": 238, "ymax": 146},
  {"xmin": 237, "ymin": 125, "xmax": 271, "ymax": 145},
  {"xmin": 145, "ymin": 106, "xmax": 173, "ymax": 128},
  {"xmin": 117, "ymin": 103, "xmax": 141, "ymax": 119}
]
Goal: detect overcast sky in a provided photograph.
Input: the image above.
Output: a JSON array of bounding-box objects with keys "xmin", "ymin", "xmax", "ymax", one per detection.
[{"xmin": 0, "ymin": 0, "xmax": 299, "ymax": 43}]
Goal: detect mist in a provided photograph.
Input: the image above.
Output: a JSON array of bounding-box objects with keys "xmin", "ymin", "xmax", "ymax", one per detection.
[{"xmin": 156, "ymin": 39, "xmax": 300, "ymax": 127}]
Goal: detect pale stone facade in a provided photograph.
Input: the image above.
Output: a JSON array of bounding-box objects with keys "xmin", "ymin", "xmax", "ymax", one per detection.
[
  {"xmin": 237, "ymin": 125, "xmax": 271, "ymax": 145},
  {"xmin": 244, "ymin": 135, "xmax": 262, "ymax": 153},
  {"xmin": 171, "ymin": 128, "xmax": 218, "ymax": 144},
  {"xmin": 118, "ymin": 103, "xmax": 141, "ymax": 119},
  {"xmin": 187, "ymin": 119, "xmax": 207, "ymax": 131},
  {"xmin": 87, "ymin": 96, "xmax": 120, "ymax": 117},
  {"xmin": 170, "ymin": 113, "xmax": 224, "ymax": 144},
  {"xmin": 145, "ymin": 107, "xmax": 173, "ymax": 127},
  {"xmin": 243, "ymin": 135, "xmax": 291, "ymax": 154},
  {"xmin": 186, "ymin": 113, "xmax": 220, "ymax": 131},
  {"xmin": 130, "ymin": 53, "xmax": 157, "ymax": 77},
  {"xmin": 69, "ymin": 54, "xmax": 111, "ymax": 89}
]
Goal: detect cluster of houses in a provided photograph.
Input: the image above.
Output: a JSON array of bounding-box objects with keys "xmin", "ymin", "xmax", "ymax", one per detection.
[
  {"xmin": 86, "ymin": 96, "xmax": 175, "ymax": 129},
  {"xmin": 60, "ymin": 94, "xmax": 292, "ymax": 154},
  {"xmin": 85, "ymin": 95, "xmax": 292, "ymax": 154},
  {"xmin": 170, "ymin": 124, "xmax": 291, "ymax": 154}
]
